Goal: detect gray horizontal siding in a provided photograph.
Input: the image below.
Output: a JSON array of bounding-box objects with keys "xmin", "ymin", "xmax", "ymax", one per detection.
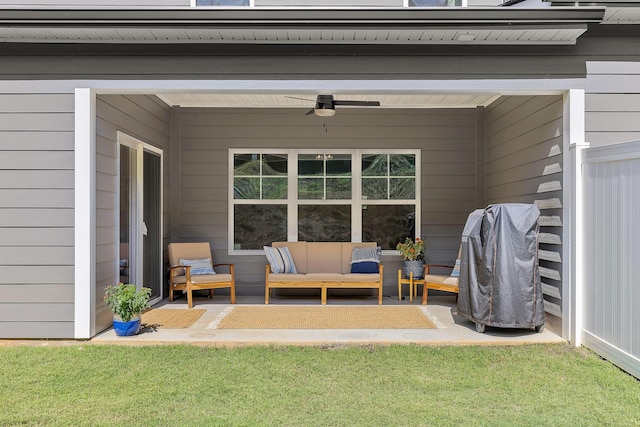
[
  {"xmin": 175, "ymin": 107, "xmax": 478, "ymax": 293},
  {"xmin": 0, "ymin": 91, "xmax": 75, "ymax": 339},
  {"xmin": 95, "ymin": 94, "xmax": 171, "ymax": 334},
  {"xmin": 484, "ymin": 95, "xmax": 564, "ymax": 328},
  {"xmin": 586, "ymin": 62, "xmax": 640, "ymax": 147}
]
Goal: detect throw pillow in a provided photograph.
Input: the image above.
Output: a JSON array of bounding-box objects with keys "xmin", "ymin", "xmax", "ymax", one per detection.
[
  {"xmin": 451, "ymin": 259, "xmax": 461, "ymax": 277},
  {"xmin": 350, "ymin": 246, "xmax": 381, "ymax": 264},
  {"xmin": 180, "ymin": 258, "xmax": 216, "ymax": 275},
  {"xmin": 264, "ymin": 246, "xmax": 298, "ymax": 274},
  {"xmin": 351, "ymin": 261, "xmax": 379, "ymax": 274},
  {"xmin": 350, "ymin": 246, "xmax": 381, "ymax": 273}
]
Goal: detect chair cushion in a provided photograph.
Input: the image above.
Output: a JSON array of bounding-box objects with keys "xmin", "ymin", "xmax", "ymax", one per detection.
[
  {"xmin": 173, "ymin": 273, "xmax": 232, "ymax": 284},
  {"xmin": 424, "ymin": 274, "xmax": 459, "ymax": 287},
  {"xmin": 180, "ymin": 258, "xmax": 215, "ymax": 275},
  {"xmin": 264, "ymin": 246, "xmax": 298, "ymax": 274}
]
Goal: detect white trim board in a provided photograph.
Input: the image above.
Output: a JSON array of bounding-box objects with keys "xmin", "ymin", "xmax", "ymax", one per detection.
[{"xmin": 74, "ymin": 88, "xmax": 96, "ymax": 340}]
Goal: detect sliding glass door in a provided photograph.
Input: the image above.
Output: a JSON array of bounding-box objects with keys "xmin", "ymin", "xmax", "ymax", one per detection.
[{"xmin": 118, "ymin": 133, "xmax": 163, "ymax": 305}]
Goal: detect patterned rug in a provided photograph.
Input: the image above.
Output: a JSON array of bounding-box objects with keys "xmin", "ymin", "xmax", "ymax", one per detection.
[
  {"xmin": 211, "ymin": 306, "xmax": 436, "ymax": 329},
  {"xmin": 141, "ymin": 308, "xmax": 206, "ymax": 329}
]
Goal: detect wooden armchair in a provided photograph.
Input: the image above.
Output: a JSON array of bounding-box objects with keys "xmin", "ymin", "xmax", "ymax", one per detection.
[
  {"xmin": 168, "ymin": 242, "xmax": 236, "ymax": 308},
  {"xmin": 421, "ymin": 246, "xmax": 461, "ymax": 305}
]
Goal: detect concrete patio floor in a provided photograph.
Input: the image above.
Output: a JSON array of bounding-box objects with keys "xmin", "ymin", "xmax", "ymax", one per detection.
[{"xmin": 91, "ymin": 294, "xmax": 565, "ymax": 347}]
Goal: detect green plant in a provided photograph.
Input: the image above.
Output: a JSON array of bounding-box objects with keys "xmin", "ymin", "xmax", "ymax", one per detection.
[
  {"xmin": 104, "ymin": 283, "xmax": 151, "ymax": 322},
  {"xmin": 396, "ymin": 237, "xmax": 426, "ymax": 261}
]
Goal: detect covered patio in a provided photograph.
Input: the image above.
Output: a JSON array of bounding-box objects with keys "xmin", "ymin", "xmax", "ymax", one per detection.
[{"xmin": 92, "ymin": 295, "xmax": 564, "ymax": 346}]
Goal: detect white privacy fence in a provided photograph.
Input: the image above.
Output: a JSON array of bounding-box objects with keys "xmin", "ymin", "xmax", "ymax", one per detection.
[{"xmin": 583, "ymin": 139, "xmax": 640, "ymax": 379}]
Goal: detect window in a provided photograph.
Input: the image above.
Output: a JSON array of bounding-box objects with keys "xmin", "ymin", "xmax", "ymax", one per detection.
[
  {"xmin": 229, "ymin": 149, "xmax": 420, "ymax": 253},
  {"xmin": 196, "ymin": 0, "xmax": 249, "ymax": 5}
]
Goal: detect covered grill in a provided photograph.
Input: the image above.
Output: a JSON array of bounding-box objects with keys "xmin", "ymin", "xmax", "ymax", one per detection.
[{"xmin": 457, "ymin": 204, "xmax": 545, "ymax": 333}]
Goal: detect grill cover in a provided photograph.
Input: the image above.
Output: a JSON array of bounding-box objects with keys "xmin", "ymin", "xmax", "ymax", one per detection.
[{"xmin": 457, "ymin": 204, "xmax": 545, "ymax": 329}]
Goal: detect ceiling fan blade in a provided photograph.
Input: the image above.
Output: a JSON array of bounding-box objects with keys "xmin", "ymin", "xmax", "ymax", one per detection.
[
  {"xmin": 285, "ymin": 95, "xmax": 317, "ymax": 103},
  {"xmin": 304, "ymin": 107, "xmax": 316, "ymax": 115},
  {"xmin": 333, "ymin": 100, "xmax": 381, "ymax": 107}
]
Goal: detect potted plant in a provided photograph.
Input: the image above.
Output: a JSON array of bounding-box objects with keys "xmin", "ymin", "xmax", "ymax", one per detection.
[
  {"xmin": 396, "ymin": 237, "xmax": 427, "ymax": 279},
  {"xmin": 104, "ymin": 283, "xmax": 151, "ymax": 336}
]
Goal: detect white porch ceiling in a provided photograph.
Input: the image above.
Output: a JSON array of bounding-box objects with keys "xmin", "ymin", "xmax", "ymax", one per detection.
[
  {"xmin": 0, "ymin": 25, "xmax": 589, "ymax": 45},
  {"xmin": 156, "ymin": 92, "xmax": 501, "ymax": 108},
  {"xmin": 0, "ymin": 7, "xmax": 605, "ymax": 45}
]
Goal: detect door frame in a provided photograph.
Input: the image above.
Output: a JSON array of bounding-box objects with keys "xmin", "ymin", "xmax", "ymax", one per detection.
[{"xmin": 117, "ymin": 131, "xmax": 164, "ymax": 306}]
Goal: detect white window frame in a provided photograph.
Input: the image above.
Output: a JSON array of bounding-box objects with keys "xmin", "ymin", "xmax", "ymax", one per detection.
[{"xmin": 228, "ymin": 148, "xmax": 421, "ymax": 255}]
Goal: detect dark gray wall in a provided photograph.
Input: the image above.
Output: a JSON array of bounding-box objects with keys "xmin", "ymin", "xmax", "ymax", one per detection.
[
  {"xmin": 171, "ymin": 107, "xmax": 479, "ymax": 295},
  {"xmin": 484, "ymin": 95, "xmax": 564, "ymax": 330},
  {"xmin": 0, "ymin": 92, "xmax": 75, "ymax": 338},
  {"xmin": 95, "ymin": 94, "xmax": 172, "ymax": 333}
]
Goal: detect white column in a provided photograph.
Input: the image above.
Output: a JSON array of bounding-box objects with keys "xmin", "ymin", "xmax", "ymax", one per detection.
[
  {"xmin": 74, "ymin": 88, "xmax": 96, "ymax": 339},
  {"xmin": 563, "ymin": 89, "xmax": 588, "ymax": 346}
]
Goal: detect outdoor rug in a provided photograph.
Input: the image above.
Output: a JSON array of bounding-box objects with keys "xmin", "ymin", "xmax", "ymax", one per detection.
[
  {"xmin": 211, "ymin": 306, "xmax": 436, "ymax": 329},
  {"xmin": 141, "ymin": 308, "xmax": 206, "ymax": 329}
]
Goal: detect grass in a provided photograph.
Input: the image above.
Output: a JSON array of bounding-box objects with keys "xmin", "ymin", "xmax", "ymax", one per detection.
[{"xmin": 0, "ymin": 343, "xmax": 638, "ymax": 426}]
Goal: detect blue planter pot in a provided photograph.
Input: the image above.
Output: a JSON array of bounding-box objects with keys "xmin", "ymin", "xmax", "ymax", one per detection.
[{"xmin": 113, "ymin": 315, "xmax": 141, "ymax": 336}]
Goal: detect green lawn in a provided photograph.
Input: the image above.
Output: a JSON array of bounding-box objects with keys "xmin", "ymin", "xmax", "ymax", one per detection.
[{"xmin": 0, "ymin": 343, "xmax": 638, "ymax": 426}]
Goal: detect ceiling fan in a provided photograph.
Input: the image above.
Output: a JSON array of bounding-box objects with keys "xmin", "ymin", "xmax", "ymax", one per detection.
[{"xmin": 287, "ymin": 95, "xmax": 381, "ymax": 117}]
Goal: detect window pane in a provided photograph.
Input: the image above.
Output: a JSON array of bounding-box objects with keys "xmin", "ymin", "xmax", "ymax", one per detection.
[
  {"xmin": 298, "ymin": 178, "xmax": 324, "ymax": 200},
  {"xmin": 326, "ymin": 178, "xmax": 351, "ymax": 199},
  {"xmin": 362, "ymin": 178, "xmax": 387, "ymax": 200},
  {"xmin": 234, "ymin": 153, "xmax": 261, "ymax": 176},
  {"xmin": 389, "ymin": 154, "xmax": 415, "ymax": 177},
  {"xmin": 362, "ymin": 205, "xmax": 415, "ymax": 250},
  {"xmin": 234, "ymin": 205, "xmax": 287, "ymax": 250},
  {"xmin": 197, "ymin": 0, "xmax": 249, "ymax": 5},
  {"xmin": 263, "ymin": 154, "xmax": 287, "ymax": 176},
  {"xmin": 389, "ymin": 178, "xmax": 416, "ymax": 199},
  {"xmin": 299, "ymin": 155, "xmax": 324, "ymax": 176},
  {"xmin": 234, "ymin": 177, "xmax": 260, "ymax": 199},
  {"xmin": 299, "ymin": 205, "xmax": 351, "ymax": 242},
  {"xmin": 262, "ymin": 177, "xmax": 288, "ymax": 199},
  {"xmin": 362, "ymin": 154, "xmax": 388, "ymax": 177},
  {"xmin": 326, "ymin": 154, "xmax": 351, "ymax": 176}
]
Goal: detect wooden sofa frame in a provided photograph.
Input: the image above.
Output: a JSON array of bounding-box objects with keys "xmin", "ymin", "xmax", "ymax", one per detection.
[{"xmin": 264, "ymin": 242, "xmax": 384, "ymax": 305}]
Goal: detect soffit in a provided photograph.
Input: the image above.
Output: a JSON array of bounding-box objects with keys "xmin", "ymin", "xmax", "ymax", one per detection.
[
  {"xmin": 156, "ymin": 93, "xmax": 501, "ymax": 108},
  {"xmin": 0, "ymin": 7, "xmax": 605, "ymax": 45}
]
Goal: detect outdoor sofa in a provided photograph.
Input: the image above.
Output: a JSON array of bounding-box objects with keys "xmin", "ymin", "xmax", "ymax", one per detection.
[{"xmin": 264, "ymin": 241, "xmax": 384, "ymax": 305}]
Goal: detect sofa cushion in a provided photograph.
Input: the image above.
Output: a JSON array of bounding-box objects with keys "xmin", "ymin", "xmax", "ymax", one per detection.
[
  {"xmin": 268, "ymin": 273, "xmax": 308, "ymax": 282},
  {"xmin": 340, "ymin": 273, "xmax": 381, "ymax": 282},
  {"xmin": 264, "ymin": 246, "xmax": 297, "ymax": 274},
  {"xmin": 341, "ymin": 242, "xmax": 377, "ymax": 274},
  {"xmin": 305, "ymin": 273, "xmax": 343, "ymax": 282},
  {"xmin": 273, "ymin": 241, "xmax": 308, "ymax": 273},
  {"xmin": 307, "ymin": 243, "xmax": 342, "ymax": 273}
]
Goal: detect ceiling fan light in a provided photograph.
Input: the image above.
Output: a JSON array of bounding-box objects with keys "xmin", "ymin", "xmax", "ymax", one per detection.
[{"xmin": 315, "ymin": 107, "xmax": 335, "ymax": 117}]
